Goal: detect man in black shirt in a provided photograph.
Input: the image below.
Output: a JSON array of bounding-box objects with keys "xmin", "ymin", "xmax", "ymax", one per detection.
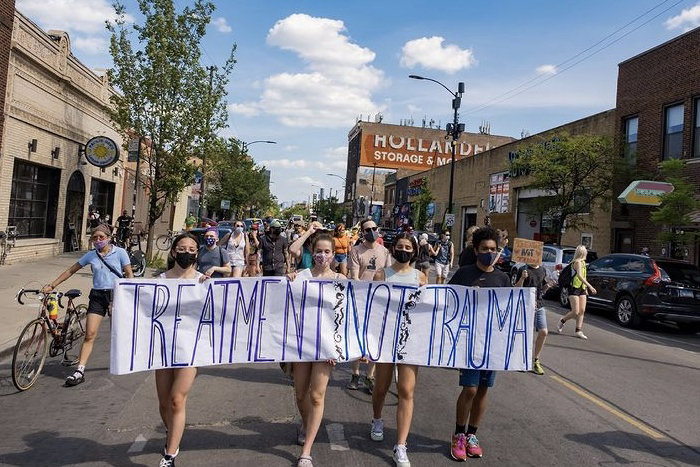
[
  {"xmin": 515, "ymin": 263, "xmax": 550, "ymax": 375},
  {"xmin": 448, "ymin": 227, "xmax": 510, "ymax": 460},
  {"xmin": 259, "ymin": 220, "xmax": 289, "ymax": 276},
  {"xmin": 115, "ymin": 210, "xmax": 133, "ymax": 246}
]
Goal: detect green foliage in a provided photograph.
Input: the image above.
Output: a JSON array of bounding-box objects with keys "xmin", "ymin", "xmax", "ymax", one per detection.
[
  {"xmin": 282, "ymin": 204, "xmax": 309, "ymax": 221},
  {"xmin": 204, "ymin": 138, "xmax": 276, "ymax": 220},
  {"xmin": 413, "ymin": 180, "xmax": 433, "ymax": 230},
  {"xmin": 315, "ymin": 196, "xmax": 347, "ymax": 225},
  {"xmin": 106, "ymin": 0, "xmax": 235, "ymax": 259},
  {"xmin": 510, "ymin": 132, "xmax": 620, "ymax": 243},
  {"xmin": 651, "ymin": 159, "xmax": 700, "ymax": 259},
  {"xmin": 147, "ymin": 254, "xmax": 166, "ymax": 272}
]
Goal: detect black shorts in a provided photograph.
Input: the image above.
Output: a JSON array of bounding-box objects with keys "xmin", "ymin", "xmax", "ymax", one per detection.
[
  {"xmin": 87, "ymin": 289, "xmax": 113, "ymax": 317},
  {"xmin": 570, "ymin": 287, "xmax": 587, "ymax": 296}
]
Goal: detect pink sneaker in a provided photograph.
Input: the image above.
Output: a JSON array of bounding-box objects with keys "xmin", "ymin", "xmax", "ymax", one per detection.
[
  {"xmin": 450, "ymin": 433, "xmax": 467, "ymax": 461},
  {"xmin": 466, "ymin": 434, "xmax": 483, "ymax": 458}
]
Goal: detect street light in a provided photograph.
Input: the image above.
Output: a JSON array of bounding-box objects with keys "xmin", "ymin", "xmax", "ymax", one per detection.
[
  {"xmin": 409, "ymin": 74, "xmax": 465, "ymax": 223},
  {"xmin": 240, "ymin": 140, "xmax": 277, "ymax": 153}
]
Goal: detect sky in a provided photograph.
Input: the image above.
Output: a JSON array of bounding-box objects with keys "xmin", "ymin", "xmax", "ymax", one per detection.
[{"xmin": 16, "ymin": 0, "xmax": 700, "ymax": 205}]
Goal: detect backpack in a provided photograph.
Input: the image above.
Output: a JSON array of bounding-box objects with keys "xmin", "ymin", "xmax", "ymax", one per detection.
[{"xmin": 558, "ymin": 263, "xmax": 573, "ymax": 289}]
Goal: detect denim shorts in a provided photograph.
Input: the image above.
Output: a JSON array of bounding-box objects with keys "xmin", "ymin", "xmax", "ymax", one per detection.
[
  {"xmin": 334, "ymin": 253, "xmax": 347, "ymax": 263},
  {"xmin": 535, "ymin": 307, "xmax": 547, "ymax": 331},
  {"xmin": 459, "ymin": 369, "xmax": 496, "ymax": 388}
]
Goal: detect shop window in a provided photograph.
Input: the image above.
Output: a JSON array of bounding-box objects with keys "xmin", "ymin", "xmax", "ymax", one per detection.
[
  {"xmin": 623, "ymin": 116, "xmax": 638, "ymax": 165},
  {"xmin": 8, "ymin": 160, "xmax": 60, "ymax": 238},
  {"xmin": 694, "ymin": 98, "xmax": 700, "ymax": 158},
  {"xmin": 663, "ymin": 104, "xmax": 684, "ymax": 159},
  {"xmin": 89, "ymin": 178, "xmax": 115, "ymax": 224}
]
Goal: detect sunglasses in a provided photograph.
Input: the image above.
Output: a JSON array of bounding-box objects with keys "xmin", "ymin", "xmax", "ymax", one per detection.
[
  {"xmin": 364, "ymin": 227, "xmax": 378, "ymax": 233},
  {"xmin": 235, "ymin": 224, "xmax": 244, "ymax": 228}
]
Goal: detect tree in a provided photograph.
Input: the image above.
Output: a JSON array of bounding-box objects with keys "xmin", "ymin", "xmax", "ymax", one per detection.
[
  {"xmin": 107, "ymin": 0, "xmax": 235, "ymax": 259},
  {"xmin": 651, "ymin": 159, "xmax": 700, "ymax": 259},
  {"xmin": 413, "ymin": 180, "xmax": 433, "ymax": 230},
  {"xmin": 315, "ymin": 196, "xmax": 347, "ymax": 225},
  {"xmin": 281, "ymin": 204, "xmax": 308, "ymax": 221},
  {"xmin": 510, "ymin": 133, "xmax": 621, "ymax": 244}
]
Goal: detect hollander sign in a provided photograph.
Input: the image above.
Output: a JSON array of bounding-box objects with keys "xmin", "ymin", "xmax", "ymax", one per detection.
[
  {"xmin": 111, "ymin": 278, "xmax": 535, "ymax": 375},
  {"xmin": 361, "ymin": 133, "xmax": 494, "ymax": 171}
]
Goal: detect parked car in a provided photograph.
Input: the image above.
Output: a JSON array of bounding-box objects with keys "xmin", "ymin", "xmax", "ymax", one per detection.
[
  {"xmin": 217, "ymin": 221, "xmax": 235, "ymax": 228},
  {"xmin": 189, "ymin": 226, "xmax": 233, "ymax": 248},
  {"xmin": 244, "ymin": 218, "xmax": 262, "ymax": 231},
  {"xmin": 559, "ymin": 254, "xmax": 700, "ymax": 332},
  {"xmin": 510, "ymin": 245, "xmax": 598, "ymax": 293}
]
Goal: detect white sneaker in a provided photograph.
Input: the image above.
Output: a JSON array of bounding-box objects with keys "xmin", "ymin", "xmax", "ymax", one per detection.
[
  {"xmin": 575, "ymin": 331, "xmax": 588, "ymax": 340},
  {"xmin": 370, "ymin": 418, "xmax": 384, "ymax": 441},
  {"xmin": 557, "ymin": 320, "xmax": 565, "ymax": 333},
  {"xmin": 393, "ymin": 444, "xmax": 410, "ymax": 467}
]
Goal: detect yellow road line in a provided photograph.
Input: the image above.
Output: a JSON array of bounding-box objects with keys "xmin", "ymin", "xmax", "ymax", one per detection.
[{"xmin": 549, "ymin": 374, "xmax": 665, "ymax": 439}]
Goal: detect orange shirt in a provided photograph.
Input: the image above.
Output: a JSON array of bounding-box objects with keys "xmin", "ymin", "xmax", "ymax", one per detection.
[{"xmin": 334, "ymin": 235, "xmax": 350, "ymax": 254}]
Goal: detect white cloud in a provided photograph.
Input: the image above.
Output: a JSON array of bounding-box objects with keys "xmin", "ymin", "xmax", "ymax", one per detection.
[
  {"xmin": 212, "ymin": 17, "xmax": 232, "ymax": 33},
  {"xmin": 228, "ymin": 103, "xmax": 261, "ymax": 117},
  {"xmin": 294, "ymin": 176, "xmax": 324, "ymax": 186},
  {"xmin": 400, "ymin": 36, "xmax": 476, "ymax": 74},
  {"xmin": 72, "ymin": 36, "xmax": 108, "ymax": 55},
  {"xmin": 284, "ymin": 145, "xmax": 298, "ymax": 151},
  {"xmin": 17, "ymin": 0, "xmax": 128, "ymax": 34},
  {"xmin": 260, "ymin": 159, "xmax": 308, "ymax": 169},
  {"xmin": 407, "ymin": 103, "xmax": 422, "ymax": 114},
  {"xmin": 665, "ymin": 3, "xmax": 700, "ymax": 31},
  {"xmin": 229, "ymin": 14, "xmax": 384, "ymax": 128},
  {"xmin": 323, "ymin": 146, "xmax": 347, "ymax": 159},
  {"xmin": 536, "ymin": 64, "xmax": 558, "ymax": 75}
]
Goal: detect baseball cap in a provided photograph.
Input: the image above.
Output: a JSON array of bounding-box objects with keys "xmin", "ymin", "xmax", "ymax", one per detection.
[{"xmin": 270, "ymin": 220, "xmax": 282, "ymax": 228}]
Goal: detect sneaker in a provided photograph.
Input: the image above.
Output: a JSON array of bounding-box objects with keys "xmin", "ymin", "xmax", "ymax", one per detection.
[
  {"xmin": 557, "ymin": 320, "xmax": 565, "ymax": 334},
  {"xmin": 450, "ymin": 433, "xmax": 467, "ymax": 461},
  {"xmin": 365, "ymin": 376, "xmax": 375, "ymax": 394},
  {"xmin": 466, "ymin": 433, "xmax": 483, "ymax": 458},
  {"xmin": 297, "ymin": 456, "xmax": 313, "ymax": 467},
  {"xmin": 297, "ymin": 425, "xmax": 306, "ymax": 446},
  {"xmin": 393, "ymin": 444, "xmax": 410, "ymax": 467},
  {"xmin": 159, "ymin": 455, "xmax": 175, "ymax": 467},
  {"xmin": 347, "ymin": 374, "xmax": 360, "ymax": 390},
  {"xmin": 370, "ymin": 419, "xmax": 384, "ymax": 442},
  {"xmin": 65, "ymin": 369, "xmax": 84, "ymax": 387},
  {"xmin": 532, "ymin": 359, "xmax": 544, "ymax": 375},
  {"xmin": 575, "ymin": 331, "xmax": 588, "ymax": 340}
]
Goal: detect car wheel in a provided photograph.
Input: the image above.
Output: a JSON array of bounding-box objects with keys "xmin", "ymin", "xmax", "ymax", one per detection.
[
  {"xmin": 615, "ymin": 295, "xmax": 640, "ymax": 328},
  {"xmin": 559, "ymin": 287, "xmax": 570, "ymax": 308}
]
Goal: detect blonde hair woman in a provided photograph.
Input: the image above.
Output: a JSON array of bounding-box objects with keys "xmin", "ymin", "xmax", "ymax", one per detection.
[{"xmin": 557, "ymin": 245, "xmax": 597, "ymax": 339}]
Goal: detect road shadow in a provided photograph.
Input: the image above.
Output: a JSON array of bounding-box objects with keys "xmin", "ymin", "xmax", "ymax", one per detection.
[
  {"xmin": 565, "ymin": 431, "xmax": 700, "ymax": 466},
  {"xmin": 198, "ymin": 365, "xmax": 293, "ymax": 387}
]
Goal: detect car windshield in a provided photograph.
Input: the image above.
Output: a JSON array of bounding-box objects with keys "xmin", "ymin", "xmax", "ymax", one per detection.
[{"xmin": 656, "ymin": 262, "xmax": 700, "ymax": 286}]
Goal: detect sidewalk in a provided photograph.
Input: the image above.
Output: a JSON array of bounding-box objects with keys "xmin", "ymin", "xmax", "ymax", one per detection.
[{"xmin": 0, "ymin": 251, "xmax": 155, "ymax": 357}]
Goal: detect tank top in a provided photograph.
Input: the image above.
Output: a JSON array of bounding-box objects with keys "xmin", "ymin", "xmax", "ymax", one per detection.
[
  {"xmin": 226, "ymin": 233, "xmax": 247, "ymax": 264},
  {"xmin": 571, "ymin": 260, "xmax": 587, "ymax": 290},
  {"xmin": 383, "ymin": 267, "xmax": 421, "ymax": 286}
]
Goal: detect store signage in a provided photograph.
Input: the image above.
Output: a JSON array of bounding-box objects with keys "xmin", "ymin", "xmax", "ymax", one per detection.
[
  {"xmin": 445, "ymin": 213, "xmax": 456, "ymax": 227},
  {"xmin": 488, "ymin": 172, "xmax": 510, "ymax": 214},
  {"xmin": 407, "ymin": 177, "xmax": 425, "ymax": 197},
  {"xmin": 221, "ymin": 200, "xmax": 231, "ymax": 210},
  {"xmin": 361, "ymin": 133, "xmax": 492, "ymax": 171},
  {"xmin": 512, "ymin": 238, "xmax": 543, "ymax": 266},
  {"xmin": 85, "ymin": 136, "xmax": 119, "ymax": 168},
  {"xmin": 617, "ymin": 180, "xmax": 674, "ymax": 206},
  {"xmin": 127, "ymin": 137, "xmax": 140, "ymax": 162}
]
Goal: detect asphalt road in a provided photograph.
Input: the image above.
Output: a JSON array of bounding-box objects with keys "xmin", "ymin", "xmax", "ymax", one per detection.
[{"xmin": 0, "ymin": 299, "xmax": 698, "ymax": 467}]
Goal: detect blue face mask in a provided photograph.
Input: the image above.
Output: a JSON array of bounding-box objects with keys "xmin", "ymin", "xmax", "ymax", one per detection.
[
  {"xmin": 236, "ymin": 227, "xmax": 244, "ymax": 234},
  {"xmin": 477, "ymin": 251, "xmax": 497, "ymax": 267},
  {"xmin": 205, "ymin": 237, "xmax": 216, "ymax": 246}
]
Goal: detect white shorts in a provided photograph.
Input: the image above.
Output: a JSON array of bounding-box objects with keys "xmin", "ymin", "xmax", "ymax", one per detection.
[{"xmin": 435, "ymin": 262, "xmax": 450, "ymax": 278}]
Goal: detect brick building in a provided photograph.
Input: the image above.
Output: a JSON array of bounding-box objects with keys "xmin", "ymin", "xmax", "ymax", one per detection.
[
  {"xmin": 614, "ymin": 26, "xmax": 700, "ymax": 264},
  {"xmin": 0, "ymin": 0, "xmax": 14, "ymax": 160}
]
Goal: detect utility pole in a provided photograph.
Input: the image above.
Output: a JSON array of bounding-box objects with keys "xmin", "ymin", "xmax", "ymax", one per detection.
[
  {"xmin": 131, "ymin": 136, "xmax": 142, "ymax": 219},
  {"xmin": 198, "ymin": 65, "xmax": 216, "ymax": 220}
]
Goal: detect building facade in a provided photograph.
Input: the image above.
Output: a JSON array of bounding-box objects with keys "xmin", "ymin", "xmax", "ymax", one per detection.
[
  {"xmin": 614, "ymin": 26, "xmax": 700, "ymax": 264},
  {"xmin": 0, "ymin": 12, "xmax": 124, "ymax": 263}
]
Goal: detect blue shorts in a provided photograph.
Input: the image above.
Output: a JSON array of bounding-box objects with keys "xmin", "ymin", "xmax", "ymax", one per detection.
[
  {"xmin": 535, "ymin": 307, "xmax": 547, "ymax": 331},
  {"xmin": 459, "ymin": 369, "xmax": 496, "ymax": 388},
  {"xmin": 334, "ymin": 253, "xmax": 347, "ymax": 263}
]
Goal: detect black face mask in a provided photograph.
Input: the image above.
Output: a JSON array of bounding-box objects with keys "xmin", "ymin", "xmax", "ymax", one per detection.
[
  {"xmin": 175, "ymin": 252, "xmax": 197, "ymax": 269},
  {"xmin": 393, "ymin": 250, "xmax": 412, "ymax": 264}
]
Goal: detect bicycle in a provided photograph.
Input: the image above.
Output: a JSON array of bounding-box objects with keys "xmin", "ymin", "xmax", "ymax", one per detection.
[
  {"xmin": 156, "ymin": 229, "xmax": 179, "ymax": 251},
  {"xmin": 12, "ymin": 288, "xmax": 87, "ymax": 391},
  {"xmin": 113, "ymin": 226, "xmax": 146, "ymax": 277},
  {"xmin": 0, "ymin": 226, "xmax": 17, "ymax": 265}
]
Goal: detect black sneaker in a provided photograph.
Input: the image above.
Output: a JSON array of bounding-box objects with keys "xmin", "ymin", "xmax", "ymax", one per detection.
[
  {"xmin": 365, "ymin": 376, "xmax": 375, "ymax": 395},
  {"xmin": 346, "ymin": 374, "xmax": 360, "ymax": 390},
  {"xmin": 159, "ymin": 455, "xmax": 175, "ymax": 467}
]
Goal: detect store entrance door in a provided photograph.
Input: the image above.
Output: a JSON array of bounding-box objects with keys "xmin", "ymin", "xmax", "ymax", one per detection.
[
  {"xmin": 63, "ymin": 171, "xmax": 85, "ymax": 252},
  {"xmin": 615, "ymin": 229, "xmax": 634, "ymax": 253}
]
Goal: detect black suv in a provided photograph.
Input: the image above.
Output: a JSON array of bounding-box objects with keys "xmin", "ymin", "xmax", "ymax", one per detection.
[{"xmin": 563, "ymin": 253, "xmax": 700, "ymax": 332}]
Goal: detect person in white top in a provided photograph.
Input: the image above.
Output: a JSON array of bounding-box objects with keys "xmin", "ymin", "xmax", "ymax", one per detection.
[
  {"xmin": 156, "ymin": 233, "xmax": 206, "ymax": 467},
  {"xmin": 370, "ymin": 233, "xmax": 427, "ymax": 467},
  {"xmin": 287, "ymin": 232, "xmax": 344, "ymax": 467},
  {"xmin": 225, "ymin": 221, "xmax": 248, "ymax": 277}
]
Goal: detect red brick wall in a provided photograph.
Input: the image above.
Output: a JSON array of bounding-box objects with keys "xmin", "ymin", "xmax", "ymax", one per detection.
[
  {"xmin": 614, "ymin": 27, "xmax": 700, "ymax": 263},
  {"xmin": 0, "ymin": 0, "xmax": 15, "ymax": 156}
]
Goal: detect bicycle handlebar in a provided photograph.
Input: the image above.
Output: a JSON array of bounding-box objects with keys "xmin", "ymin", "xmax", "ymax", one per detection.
[
  {"xmin": 16, "ymin": 289, "xmax": 41, "ymax": 305},
  {"xmin": 58, "ymin": 294, "xmax": 64, "ymax": 308}
]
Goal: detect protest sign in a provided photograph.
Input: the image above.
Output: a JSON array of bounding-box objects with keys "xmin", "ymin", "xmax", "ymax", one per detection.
[
  {"xmin": 111, "ymin": 278, "xmax": 535, "ymax": 375},
  {"xmin": 512, "ymin": 238, "xmax": 544, "ymax": 266}
]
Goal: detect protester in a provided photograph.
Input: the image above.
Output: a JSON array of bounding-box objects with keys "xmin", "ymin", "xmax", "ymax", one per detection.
[
  {"xmin": 448, "ymin": 227, "xmax": 511, "ymax": 460},
  {"xmin": 225, "ymin": 221, "xmax": 248, "ymax": 277},
  {"xmin": 244, "ymin": 224, "xmax": 260, "ymax": 277},
  {"xmin": 260, "ymin": 220, "xmax": 289, "ymax": 276},
  {"xmin": 333, "ymin": 223, "xmax": 350, "ymax": 276},
  {"xmin": 290, "ymin": 222, "xmax": 321, "ymax": 271},
  {"xmin": 515, "ymin": 263, "xmax": 550, "ymax": 375},
  {"xmin": 196, "ymin": 227, "xmax": 231, "ymax": 279},
  {"xmin": 116, "ymin": 209, "xmax": 133, "ymax": 246},
  {"xmin": 434, "ymin": 231, "xmax": 454, "ymax": 284},
  {"xmin": 42, "ymin": 224, "xmax": 133, "ymax": 386},
  {"xmin": 185, "ymin": 212, "xmax": 197, "ymax": 232},
  {"xmin": 414, "ymin": 233, "xmax": 432, "ymax": 280},
  {"xmin": 287, "ymin": 232, "xmax": 343, "ymax": 467},
  {"xmin": 157, "ymin": 233, "xmax": 205, "ymax": 467},
  {"xmin": 557, "ymin": 245, "xmax": 597, "ymax": 339},
  {"xmin": 458, "ymin": 225, "xmax": 480, "ymax": 267},
  {"xmin": 371, "ymin": 233, "xmax": 426, "ymax": 467},
  {"xmin": 347, "ymin": 218, "xmax": 392, "ymax": 393}
]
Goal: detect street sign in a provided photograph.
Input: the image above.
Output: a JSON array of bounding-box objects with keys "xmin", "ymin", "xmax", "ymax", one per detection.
[
  {"xmin": 617, "ymin": 180, "xmax": 674, "ymax": 206},
  {"xmin": 220, "ymin": 200, "xmax": 230, "ymax": 210},
  {"xmin": 127, "ymin": 137, "xmax": 140, "ymax": 162},
  {"xmin": 445, "ymin": 213, "xmax": 455, "ymax": 227},
  {"xmin": 512, "ymin": 238, "xmax": 543, "ymax": 266},
  {"xmin": 85, "ymin": 136, "xmax": 119, "ymax": 168}
]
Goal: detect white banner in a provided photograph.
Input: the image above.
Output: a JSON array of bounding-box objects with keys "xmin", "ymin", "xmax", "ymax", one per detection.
[{"xmin": 110, "ymin": 278, "xmax": 535, "ymax": 375}]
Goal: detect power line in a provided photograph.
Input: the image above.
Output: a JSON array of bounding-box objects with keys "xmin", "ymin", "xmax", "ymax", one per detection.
[{"xmin": 463, "ymin": 0, "xmax": 686, "ymax": 116}]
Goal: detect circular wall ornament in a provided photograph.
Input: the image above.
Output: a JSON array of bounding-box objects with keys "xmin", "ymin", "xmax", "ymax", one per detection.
[{"xmin": 85, "ymin": 136, "xmax": 119, "ymax": 168}]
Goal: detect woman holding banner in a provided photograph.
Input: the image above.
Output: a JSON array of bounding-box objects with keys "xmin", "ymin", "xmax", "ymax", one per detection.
[
  {"xmin": 157, "ymin": 233, "xmax": 205, "ymax": 467},
  {"xmin": 370, "ymin": 232, "xmax": 427, "ymax": 467},
  {"xmin": 287, "ymin": 232, "xmax": 344, "ymax": 467}
]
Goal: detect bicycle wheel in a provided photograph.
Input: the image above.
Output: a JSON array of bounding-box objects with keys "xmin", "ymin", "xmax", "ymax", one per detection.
[
  {"xmin": 156, "ymin": 235, "xmax": 171, "ymax": 251},
  {"xmin": 12, "ymin": 319, "xmax": 49, "ymax": 391}
]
